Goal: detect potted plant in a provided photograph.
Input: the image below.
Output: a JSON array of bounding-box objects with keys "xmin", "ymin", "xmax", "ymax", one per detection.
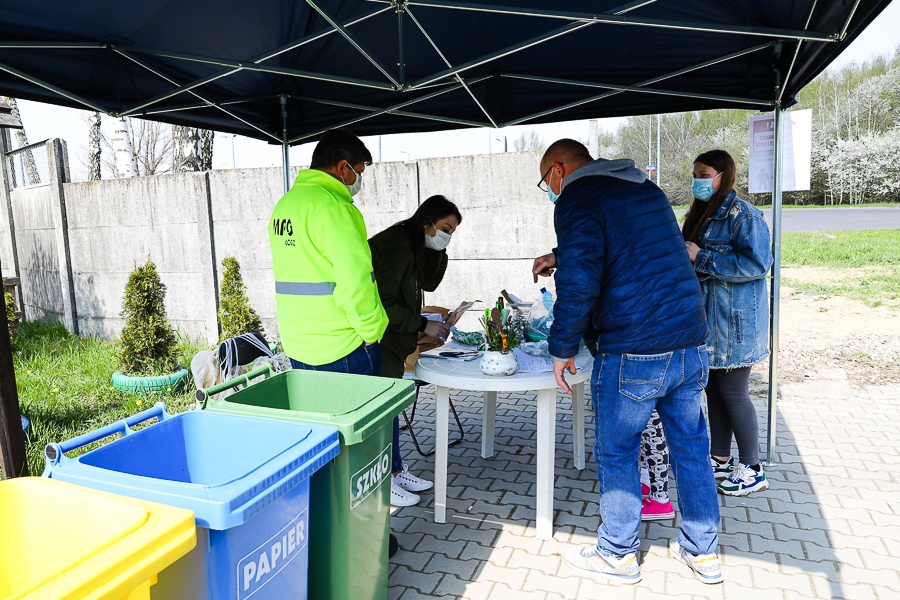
[
  {"xmin": 218, "ymin": 257, "xmax": 264, "ymax": 341},
  {"xmin": 480, "ymin": 305, "xmax": 522, "ymax": 376},
  {"xmin": 111, "ymin": 257, "xmax": 188, "ymax": 394}
]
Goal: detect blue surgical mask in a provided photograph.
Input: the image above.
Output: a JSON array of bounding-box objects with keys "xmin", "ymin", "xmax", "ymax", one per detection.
[
  {"xmin": 547, "ymin": 170, "xmax": 560, "ymax": 204},
  {"xmin": 692, "ymin": 172, "xmax": 721, "ymax": 202}
]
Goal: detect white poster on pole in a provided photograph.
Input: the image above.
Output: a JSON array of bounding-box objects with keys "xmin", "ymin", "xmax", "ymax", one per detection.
[{"xmin": 748, "ymin": 109, "xmax": 811, "ymax": 194}]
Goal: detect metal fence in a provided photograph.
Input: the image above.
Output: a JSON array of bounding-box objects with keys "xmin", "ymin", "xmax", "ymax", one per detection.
[{"xmin": 3, "ymin": 140, "xmax": 50, "ymax": 189}]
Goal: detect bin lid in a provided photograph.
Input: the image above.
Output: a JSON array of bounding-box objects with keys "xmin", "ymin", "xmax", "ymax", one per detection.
[
  {"xmin": 207, "ymin": 370, "xmax": 415, "ymax": 445},
  {"xmin": 0, "ymin": 477, "xmax": 195, "ymax": 600},
  {"xmin": 44, "ymin": 411, "xmax": 340, "ymax": 530}
]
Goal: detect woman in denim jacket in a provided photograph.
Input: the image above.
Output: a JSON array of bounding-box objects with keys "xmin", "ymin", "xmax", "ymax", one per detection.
[{"xmin": 682, "ymin": 149, "xmax": 773, "ymax": 497}]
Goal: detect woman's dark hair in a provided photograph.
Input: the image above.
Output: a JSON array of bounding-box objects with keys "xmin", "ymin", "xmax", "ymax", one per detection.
[
  {"xmin": 398, "ymin": 195, "xmax": 462, "ymax": 283},
  {"xmin": 681, "ymin": 149, "xmax": 737, "ymax": 244},
  {"xmin": 310, "ymin": 129, "xmax": 373, "ymax": 169}
]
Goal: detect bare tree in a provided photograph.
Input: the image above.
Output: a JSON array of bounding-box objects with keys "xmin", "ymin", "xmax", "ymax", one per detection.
[
  {"xmin": 1, "ymin": 97, "xmax": 40, "ymax": 185},
  {"xmin": 174, "ymin": 126, "xmax": 201, "ymax": 172},
  {"xmin": 200, "ymin": 129, "xmax": 215, "ymax": 171},
  {"xmin": 88, "ymin": 111, "xmax": 101, "ymax": 181},
  {"xmin": 94, "ymin": 117, "xmax": 174, "ymax": 178},
  {"xmin": 513, "ymin": 130, "xmax": 546, "ymax": 153},
  {"xmin": 112, "ymin": 116, "xmax": 138, "ymax": 178}
]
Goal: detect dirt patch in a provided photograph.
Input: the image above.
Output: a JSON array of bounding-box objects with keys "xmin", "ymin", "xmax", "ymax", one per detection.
[
  {"xmin": 781, "ymin": 265, "xmax": 896, "ymax": 287},
  {"xmin": 775, "ymin": 271, "xmax": 900, "ymax": 384}
]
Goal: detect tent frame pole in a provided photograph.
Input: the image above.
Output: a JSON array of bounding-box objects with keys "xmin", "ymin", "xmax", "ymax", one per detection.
[
  {"xmin": 766, "ymin": 101, "xmax": 784, "ymax": 467},
  {"xmin": 391, "ymin": 0, "xmax": 838, "ymax": 42},
  {"xmin": 503, "ymin": 42, "xmax": 775, "ymax": 126},
  {"xmin": 289, "ymin": 75, "xmax": 492, "ymax": 143},
  {"xmin": 281, "ymin": 95, "xmax": 290, "ymax": 194}
]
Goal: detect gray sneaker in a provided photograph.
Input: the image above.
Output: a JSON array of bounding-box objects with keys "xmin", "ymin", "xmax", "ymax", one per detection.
[
  {"xmin": 563, "ymin": 546, "xmax": 642, "ymax": 584},
  {"xmin": 670, "ymin": 539, "xmax": 723, "ymax": 584}
]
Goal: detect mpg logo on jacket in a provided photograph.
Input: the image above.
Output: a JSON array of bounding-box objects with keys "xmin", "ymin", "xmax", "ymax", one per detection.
[
  {"xmin": 237, "ymin": 508, "xmax": 307, "ymax": 599},
  {"xmin": 350, "ymin": 443, "xmax": 392, "ymax": 509}
]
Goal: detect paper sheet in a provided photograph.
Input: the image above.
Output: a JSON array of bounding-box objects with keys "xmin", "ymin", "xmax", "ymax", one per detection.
[{"xmin": 513, "ymin": 349, "xmax": 592, "ymax": 373}]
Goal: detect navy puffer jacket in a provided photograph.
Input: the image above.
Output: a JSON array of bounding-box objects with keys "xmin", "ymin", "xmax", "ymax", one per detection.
[{"xmin": 548, "ymin": 160, "xmax": 707, "ymax": 359}]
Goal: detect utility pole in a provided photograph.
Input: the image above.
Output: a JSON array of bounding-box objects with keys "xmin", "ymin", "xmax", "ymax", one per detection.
[
  {"xmin": 656, "ymin": 113, "xmax": 661, "ymax": 187},
  {"xmin": 0, "ymin": 99, "xmax": 28, "ymax": 478}
]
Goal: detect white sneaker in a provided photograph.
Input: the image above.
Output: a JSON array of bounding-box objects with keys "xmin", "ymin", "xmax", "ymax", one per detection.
[
  {"xmin": 670, "ymin": 539, "xmax": 723, "ymax": 584},
  {"xmin": 390, "ymin": 480, "xmax": 420, "ymax": 507},
  {"xmin": 393, "ymin": 466, "xmax": 433, "ymax": 492}
]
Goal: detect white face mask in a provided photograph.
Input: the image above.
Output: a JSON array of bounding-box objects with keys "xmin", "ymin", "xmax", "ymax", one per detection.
[
  {"xmin": 425, "ymin": 219, "xmax": 452, "ymax": 251},
  {"xmin": 341, "ymin": 164, "xmax": 362, "ymax": 196}
]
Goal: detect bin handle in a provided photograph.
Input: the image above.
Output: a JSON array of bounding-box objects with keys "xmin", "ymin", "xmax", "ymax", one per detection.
[
  {"xmin": 43, "ymin": 402, "xmax": 171, "ymax": 469},
  {"xmin": 195, "ymin": 364, "xmax": 273, "ymax": 409}
]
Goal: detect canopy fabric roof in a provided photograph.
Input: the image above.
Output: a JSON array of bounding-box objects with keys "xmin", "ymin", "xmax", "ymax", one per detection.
[{"xmin": 0, "ymin": 1, "xmax": 889, "ymax": 145}]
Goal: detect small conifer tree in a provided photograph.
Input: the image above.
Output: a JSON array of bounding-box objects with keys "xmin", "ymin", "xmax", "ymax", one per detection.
[
  {"xmin": 4, "ymin": 291, "xmax": 16, "ymax": 337},
  {"xmin": 218, "ymin": 257, "xmax": 263, "ymax": 341},
  {"xmin": 118, "ymin": 257, "xmax": 177, "ymax": 375}
]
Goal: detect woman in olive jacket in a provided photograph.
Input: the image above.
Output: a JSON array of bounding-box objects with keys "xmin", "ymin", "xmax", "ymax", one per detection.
[{"xmin": 369, "ymin": 195, "xmax": 462, "ymax": 507}]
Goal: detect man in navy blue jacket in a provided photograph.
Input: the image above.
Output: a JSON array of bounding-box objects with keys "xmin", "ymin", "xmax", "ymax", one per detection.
[{"xmin": 534, "ymin": 139, "xmax": 722, "ymax": 585}]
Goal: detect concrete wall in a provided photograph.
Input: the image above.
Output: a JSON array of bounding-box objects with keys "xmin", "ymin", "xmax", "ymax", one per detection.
[
  {"xmin": 9, "ymin": 185, "xmax": 64, "ymax": 322},
  {"xmin": 417, "ymin": 152, "xmax": 557, "ymax": 324},
  {"xmin": 64, "ymin": 173, "xmax": 217, "ymax": 341},
  {"xmin": 0, "ymin": 144, "xmax": 561, "ymax": 342}
]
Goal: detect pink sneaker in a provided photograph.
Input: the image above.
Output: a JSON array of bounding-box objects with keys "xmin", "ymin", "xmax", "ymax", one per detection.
[
  {"xmin": 641, "ymin": 498, "xmax": 675, "ymax": 521},
  {"xmin": 641, "ymin": 483, "xmax": 651, "ymax": 499}
]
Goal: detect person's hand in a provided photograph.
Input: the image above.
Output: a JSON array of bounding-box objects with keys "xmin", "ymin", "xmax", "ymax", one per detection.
[
  {"xmin": 424, "ymin": 320, "xmax": 451, "ymax": 341},
  {"xmin": 532, "ymin": 252, "xmax": 557, "ymax": 283},
  {"xmin": 553, "ymin": 357, "xmax": 577, "ymax": 396},
  {"xmin": 685, "ymin": 241, "xmax": 701, "ymax": 263}
]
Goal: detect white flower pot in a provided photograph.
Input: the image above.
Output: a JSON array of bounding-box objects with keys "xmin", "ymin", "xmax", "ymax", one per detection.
[{"xmin": 480, "ymin": 350, "xmax": 518, "ymax": 376}]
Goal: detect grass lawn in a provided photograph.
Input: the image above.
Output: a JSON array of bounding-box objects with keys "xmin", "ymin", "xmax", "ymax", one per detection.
[
  {"xmin": 781, "ymin": 229, "xmax": 900, "ymax": 309},
  {"xmin": 8, "ymin": 321, "xmax": 205, "ymax": 476}
]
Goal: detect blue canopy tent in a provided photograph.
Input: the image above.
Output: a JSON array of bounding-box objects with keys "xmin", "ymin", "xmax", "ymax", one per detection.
[{"xmin": 0, "ymin": 0, "xmax": 892, "ymax": 476}]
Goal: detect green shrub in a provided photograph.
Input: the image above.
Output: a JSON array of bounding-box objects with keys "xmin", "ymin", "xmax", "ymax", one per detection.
[
  {"xmin": 118, "ymin": 257, "xmax": 177, "ymax": 375},
  {"xmin": 218, "ymin": 257, "xmax": 263, "ymax": 341}
]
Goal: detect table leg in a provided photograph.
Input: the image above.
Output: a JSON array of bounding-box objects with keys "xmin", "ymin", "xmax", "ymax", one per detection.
[
  {"xmin": 435, "ymin": 385, "xmax": 449, "ymax": 523},
  {"xmin": 573, "ymin": 382, "xmax": 585, "ymax": 471},
  {"xmin": 535, "ymin": 388, "xmax": 556, "ymax": 540},
  {"xmin": 481, "ymin": 390, "xmax": 497, "ymax": 459}
]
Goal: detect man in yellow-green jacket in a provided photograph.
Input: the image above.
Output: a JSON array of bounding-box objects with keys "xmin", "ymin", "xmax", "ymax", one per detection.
[{"xmin": 269, "ymin": 129, "xmax": 388, "ymax": 374}]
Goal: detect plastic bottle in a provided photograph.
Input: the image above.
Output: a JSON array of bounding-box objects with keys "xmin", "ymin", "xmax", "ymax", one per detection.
[{"xmin": 540, "ymin": 287, "xmax": 554, "ymax": 311}]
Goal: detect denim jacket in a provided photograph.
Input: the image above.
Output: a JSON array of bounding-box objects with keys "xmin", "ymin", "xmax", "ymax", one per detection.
[{"xmin": 694, "ymin": 192, "xmax": 773, "ymax": 369}]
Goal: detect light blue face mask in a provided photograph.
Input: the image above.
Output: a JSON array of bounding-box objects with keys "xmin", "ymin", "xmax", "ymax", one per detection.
[
  {"xmin": 691, "ymin": 172, "xmax": 722, "ymax": 202},
  {"xmin": 547, "ymin": 170, "xmax": 560, "ymax": 204}
]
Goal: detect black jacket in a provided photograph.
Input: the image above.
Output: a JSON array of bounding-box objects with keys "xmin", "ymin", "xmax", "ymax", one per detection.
[{"xmin": 369, "ymin": 224, "xmax": 448, "ymax": 378}]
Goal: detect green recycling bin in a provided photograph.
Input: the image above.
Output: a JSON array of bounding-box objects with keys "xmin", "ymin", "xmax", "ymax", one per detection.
[{"xmin": 199, "ymin": 366, "xmax": 415, "ymax": 600}]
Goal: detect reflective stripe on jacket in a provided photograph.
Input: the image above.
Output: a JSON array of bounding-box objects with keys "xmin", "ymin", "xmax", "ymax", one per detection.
[{"xmin": 269, "ymin": 169, "xmax": 388, "ymax": 365}]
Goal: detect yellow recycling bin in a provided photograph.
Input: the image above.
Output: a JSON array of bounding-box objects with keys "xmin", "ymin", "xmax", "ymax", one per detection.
[{"xmin": 0, "ymin": 477, "xmax": 196, "ymax": 600}]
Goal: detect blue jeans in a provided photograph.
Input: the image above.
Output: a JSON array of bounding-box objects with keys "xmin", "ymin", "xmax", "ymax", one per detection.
[
  {"xmin": 290, "ymin": 344, "xmax": 403, "ymax": 473},
  {"xmin": 592, "ymin": 345, "xmax": 719, "ymax": 557},
  {"xmin": 290, "ymin": 342, "xmax": 383, "ymax": 376}
]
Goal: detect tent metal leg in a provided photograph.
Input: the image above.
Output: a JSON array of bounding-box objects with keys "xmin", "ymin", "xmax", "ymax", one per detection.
[
  {"xmin": 765, "ymin": 101, "xmax": 784, "ymax": 467},
  {"xmin": 280, "ymin": 95, "xmax": 290, "ymax": 193}
]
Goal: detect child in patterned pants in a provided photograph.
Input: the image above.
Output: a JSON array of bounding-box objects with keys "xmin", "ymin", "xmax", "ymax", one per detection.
[{"xmin": 639, "ymin": 410, "xmax": 675, "ymax": 520}]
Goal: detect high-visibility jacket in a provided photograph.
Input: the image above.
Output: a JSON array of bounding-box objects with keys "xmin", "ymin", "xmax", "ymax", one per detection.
[{"xmin": 269, "ymin": 169, "xmax": 388, "ymax": 365}]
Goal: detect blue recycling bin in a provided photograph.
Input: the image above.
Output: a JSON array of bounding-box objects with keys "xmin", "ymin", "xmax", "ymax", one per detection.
[{"xmin": 43, "ymin": 403, "xmax": 339, "ymax": 600}]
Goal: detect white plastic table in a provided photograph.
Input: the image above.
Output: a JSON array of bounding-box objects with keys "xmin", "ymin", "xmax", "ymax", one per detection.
[{"xmin": 415, "ymin": 347, "xmax": 593, "ymax": 540}]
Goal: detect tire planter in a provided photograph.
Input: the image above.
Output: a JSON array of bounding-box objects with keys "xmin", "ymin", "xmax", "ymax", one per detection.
[{"xmin": 111, "ymin": 367, "xmax": 189, "ymax": 395}]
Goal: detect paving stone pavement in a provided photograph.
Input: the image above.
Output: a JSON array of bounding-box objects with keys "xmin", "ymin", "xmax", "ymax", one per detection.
[{"xmin": 387, "ymin": 372, "xmax": 900, "ymax": 599}]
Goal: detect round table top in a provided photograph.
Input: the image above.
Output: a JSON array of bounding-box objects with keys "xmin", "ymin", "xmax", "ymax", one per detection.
[{"xmin": 414, "ymin": 346, "xmax": 594, "ymax": 392}]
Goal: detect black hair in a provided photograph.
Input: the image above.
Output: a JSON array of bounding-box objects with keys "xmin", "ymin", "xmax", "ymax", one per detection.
[
  {"xmin": 682, "ymin": 149, "xmax": 737, "ymax": 244},
  {"xmin": 310, "ymin": 129, "xmax": 373, "ymax": 169},
  {"xmin": 398, "ymin": 195, "xmax": 462, "ymax": 284}
]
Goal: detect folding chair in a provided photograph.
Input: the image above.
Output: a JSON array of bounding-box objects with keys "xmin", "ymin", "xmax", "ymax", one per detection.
[{"xmin": 400, "ymin": 372, "xmax": 465, "ymax": 457}]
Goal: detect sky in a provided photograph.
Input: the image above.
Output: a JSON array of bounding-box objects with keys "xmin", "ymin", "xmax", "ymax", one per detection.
[{"xmin": 11, "ymin": 2, "xmax": 900, "ymax": 182}]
